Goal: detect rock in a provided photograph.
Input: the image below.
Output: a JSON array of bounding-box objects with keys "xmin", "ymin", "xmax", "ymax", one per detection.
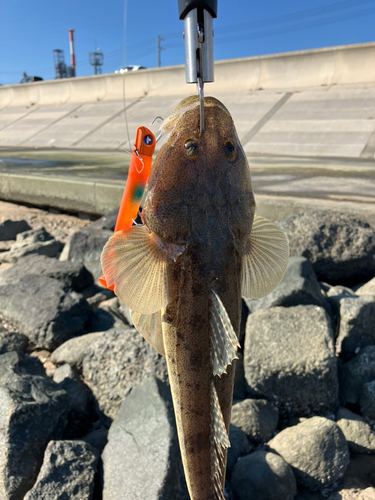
[
  {"xmin": 230, "ymin": 398, "xmax": 279, "ymax": 441},
  {"xmin": 338, "ymin": 346, "xmax": 375, "ymax": 404},
  {"xmin": 233, "ymin": 352, "xmax": 248, "ymax": 401},
  {"xmin": 0, "ymin": 330, "xmax": 28, "ymax": 353},
  {"xmin": 82, "ymin": 327, "xmax": 168, "ymax": 420},
  {"xmin": 89, "ymin": 297, "xmax": 130, "ymax": 332},
  {"xmin": 295, "ymin": 493, "xmax": 324, "ymax": 500},
  {"xmin": 0, "ymin": 253, "xmax": 93, "ymax": 291},
  {"xmin": 360, "ymin": 380, "xmax": 375, "ymax": 421},
  {"xmin": 326, "ymin": 286, "xmax": 357, "ymax": 325},
  {"xmin": 82, "ymin": 426, "xmax": 108, "ymax": 454},
  {"xmin": 268, "ymin": 416, "xmax": 349, "ymax": 491},
  {"xmin": 230, "ymin": 450, "xmax": 297, "ymax": 500},
  {"xmin": 244, "ymin": 305, "xmax": 338, "ymax": 416},
  {"xmin": 276, "ymin": 211, "xmax": 375, "ymax": 284},
  {"xmin": 0, "ymin": 351, "xmax": 69, "ymax": 499},
  {"xmin": 336, "ymin": 408, "xmax": 375, "ymax": 454},
  {"xmin": 102, "ymin": 377, "xmax": 188, "ymax": 500},
  {"xmin": 0, "ymin": 220, "xmax": 31, "ymax": 241},
  {"xmin": 0, "ymin": 227, "xmax": 63, "ymax": 263},
  {"xmin": 356, "ymin": 277, "xmax": 375, "ymax": 296},
  {"xmin": 53, "ymin": 364, "xmax": 93, "ymax": 438},
  {"xmin": 244, "ymin": 256, "xmax": 329, "ymax": 313},
  {"xmin": 226, "ymin": 424, "xmax": 251, "ymax": 475},
  {"xmin": 51, "ymin": 331, "xmax": 105, "ymax": 370},
  {"xmin": 81, "ymin": 283, "xmax": 115, "ymax": 301},
  {"xmin": 24, "ymin": 440, "xmax": 99, "ymax": 500},
  {"xmin": 89, "ymin": 209, "xmax": 118, "ymax": 231},
  {"xmin": 0, "ymin": 275, "xmax": 92, "ymax": 350},
  {"xmin": 336, "ymin": 296, "xmax": 375, "ymax": 359},
  {"xmin": 330, "ymin": 454, "xmax": 375, "ymax": 498},
  {"xmin": 60, "ymin": 226, "xmax": 113, "ymax": 280}
]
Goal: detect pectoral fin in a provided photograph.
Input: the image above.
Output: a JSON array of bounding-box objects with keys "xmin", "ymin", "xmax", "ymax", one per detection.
[
  {"xmin": 131, "ymin": 309, "xmax": 165, "ymax": 356},
  {"xmin": 101, "ymin": 225, "xmax": 184, "ymax": 315},
  {"xmin": 211, "ymin": 379, "xmax": 230, "ymax": 500},
  {"xmin": 210, "ymin": 290, "xmax": 240, "ymax": 377},
  {"xmin": 242, "ymin": 215, "xmax": 289, "ymax": 299}
]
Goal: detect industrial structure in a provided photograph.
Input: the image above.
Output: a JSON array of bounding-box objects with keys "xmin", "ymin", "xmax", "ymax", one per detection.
[
  {"xmin": 89, "ymin": 50, "xmax": 104, "ymax": 75},
  {"xmin": 53, "ymin": 30, "xmax": 76, "ymax": 79}
]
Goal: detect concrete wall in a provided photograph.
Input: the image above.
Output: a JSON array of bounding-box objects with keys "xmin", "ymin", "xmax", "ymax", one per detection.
[
  {"xmin": 1, "ymin": 43, "xmax": 375, "ymax": 158},
  {"xmin": 1, "ymin": 43, "xmax": 375, "ymax": 108}
]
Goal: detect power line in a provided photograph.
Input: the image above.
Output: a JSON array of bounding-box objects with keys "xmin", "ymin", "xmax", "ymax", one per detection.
[{"xmin": 161, "ymin": 0, "xmax": 375, "ymax": 40}]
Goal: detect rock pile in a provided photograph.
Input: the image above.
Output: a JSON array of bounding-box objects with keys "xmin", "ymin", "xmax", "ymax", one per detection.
[{"xmin": 0, "ymin": 209, "xmax": 374, "ymax": 499}]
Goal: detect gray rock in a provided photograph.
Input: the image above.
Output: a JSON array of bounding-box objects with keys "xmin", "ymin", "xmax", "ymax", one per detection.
[
  {"xmin": 276, "ymin": 211, "xmax": 375, "ymax": 284},
  {"xmin": 0, "ymin": 227, "xmax": 63, "ymax": 263},
  {"xmin": 0, "ymin": 254, "xmax": 93, "ymax": 291},
  {"xmin": 102, "ymin": 377, "xmax": 188, "ymax": 500},
  {"xmin": 24, "ymin": 440, "xmax": 99, "ymax": 500},
  {"xmin": 89, "ymin": 209, "xmax": 118, "ymax": 231},
  {"xmin": 245, "ymin": 256, "xmax": 329, "ymax": 313},
  {"xmin": 231, "ymin": 450, "xmax": 297, "ymax": 500},
  {"xmin": 53, "ymin": 364, "xmax": 93, "ymax": 438},
  {"xmin": 227, "ymin": 424, "xmax": 251, "ymax": 475},
  {"xmin": 360, "ymin": 380, "xmax": 375, "ymax": 421},
  {"xmin": 82, "ymin": 327, "xmax": 168, "ymax": 420},
  {"xmin": 336, "ymin": 407, "xmax": 375, "ymax": 454},
  {"xmin": 329, "ymin": 454, "xmax": 375, "ymax": 497},
  {"xmin": 338, "ymin": 346, "xmax": 375, "ymax": 404},
  {"xmin": 60, "ymin": 227, "xmax": 113, "ymax": 279},
  {"xmin": 268, "ymin": 417, "xmax": 349, "ymax": 491},
  {"xmin": 325, "ymin": 285, "xmax": 357, "ymax": 324},
  {"xmin": 51, "ymin": 331, "xmax": 105, "ymax": 370},
  {"xmin": 81, "ymin": 283, "xmax": 115, "ymax": 301},
  {"xmin": 0, "ymin": 275, "xmax": 92, "ymax": 350},
  {"xmin": 0, "ymin": 220, "xmax": 31, "ymax": 241},
  {"xmin": 233, "ymin": 352, "xmax": 248, "ymax": 401},
  {"xmin": 230, "ymin": 399, "xmax": 279, "ymax": 441},
  {"xmin": 89, "ymin": 297, "xmax": 130, "ymax": 332},
  {"xmin": 0, "ymin": 352, "xmax": 69, "ymax": 499},
  {"xmin": 336, "ymin": 296, "xmax": 375, "ymax": 359},
  {"xmin": 0, "ymin": 330, "xmax": 28, "ymax": 354},
  {"xmin": 356, "ymin": 277, "xmax": 375, "ymax": 296},
  {"xmin": 244, "ymin": 305, "xmax": 338, "ymax": 416},
  {"xmin": 82, "ymin": 427, "xmax": 108, "ymax": 454},
  {"xmin": 295, "ymin": 493, "xmax": 324, "ymax": 500}
]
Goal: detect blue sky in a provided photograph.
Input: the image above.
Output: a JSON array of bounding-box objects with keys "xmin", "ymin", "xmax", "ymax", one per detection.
[{"xmin": 1, "ymin": 0, "xmax": 375, "ymax": 85}]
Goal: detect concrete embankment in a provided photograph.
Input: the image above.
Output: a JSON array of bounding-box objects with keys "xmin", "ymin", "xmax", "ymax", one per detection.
[{"xmin": 1, "ymin": 43, "xmax": 375, "ymax": 158}]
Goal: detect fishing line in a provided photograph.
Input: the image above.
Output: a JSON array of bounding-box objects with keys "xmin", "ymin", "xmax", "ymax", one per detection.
[{"xmin": 122, "ymin": 0, "xmax": 132, "ymax": 150}]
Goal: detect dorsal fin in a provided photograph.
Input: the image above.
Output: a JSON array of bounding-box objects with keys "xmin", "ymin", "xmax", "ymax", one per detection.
[
  {"xmin": 210, "ymin": 290, "xmax": 240, "ymax": 377},
  {"xmin": 101, "ymin": 225, "xmax": 184, "ymax": 315},
  {"xmin": 242, "ymin": 215, "xmax": 289, "ymax": 299},
  {"xmin": 131, "ymin": 309, "xmax": 165, "ymax": 356},
  {"xmin": 211, "ymin": 379, "xmax": 230, "ymax": 500}
]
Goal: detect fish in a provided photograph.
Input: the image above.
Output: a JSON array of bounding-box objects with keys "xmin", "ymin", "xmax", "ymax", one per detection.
[{"xmin": 101, "ymin": 95, "xmax": 289, "ymax": 500}]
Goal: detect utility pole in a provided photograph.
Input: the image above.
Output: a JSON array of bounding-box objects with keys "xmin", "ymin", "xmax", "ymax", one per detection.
[{"xmin": 157, "ymin": 35, "xmax": 165, "ymax": 67}]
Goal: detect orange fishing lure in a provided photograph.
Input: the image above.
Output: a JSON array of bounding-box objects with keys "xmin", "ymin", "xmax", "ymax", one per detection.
[{"xmin": 99, "ymin": 126, "xmax": 156, "ymax": 289}]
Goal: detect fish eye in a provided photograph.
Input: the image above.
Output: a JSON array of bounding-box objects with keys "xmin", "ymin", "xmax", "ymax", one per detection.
[
  {"xmin": 184, "ymin": 140, "xmax": 199, "ymax": 157},
  {"xmin": 224, "ymin": 140, "xmax": 236, "ymax": 161}
]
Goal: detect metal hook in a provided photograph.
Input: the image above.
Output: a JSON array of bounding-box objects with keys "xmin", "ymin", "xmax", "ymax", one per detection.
[
  {"xmin": 197, "ymin": 77, "xmax": 204, "ymax": 135},
  {"xmin": 150, "ymin": 116, "xmax": 164, "ymax": 126}
]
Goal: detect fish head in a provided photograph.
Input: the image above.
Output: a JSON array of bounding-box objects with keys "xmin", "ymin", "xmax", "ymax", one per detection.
[{"xmin": 143, "ymin": 96, "xmax": 255, "ymax": 248}]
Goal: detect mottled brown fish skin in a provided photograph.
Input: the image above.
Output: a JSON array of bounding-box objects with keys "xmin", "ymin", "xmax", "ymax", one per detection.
[{"xmin": 143, "ymin": 97, "xmax": 254, "ymax": 499}]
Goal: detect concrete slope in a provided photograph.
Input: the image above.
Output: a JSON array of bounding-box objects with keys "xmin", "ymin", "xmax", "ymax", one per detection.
[{"xmin": 1, "ymin": 43, "xmax": 375, "ymax": 158}]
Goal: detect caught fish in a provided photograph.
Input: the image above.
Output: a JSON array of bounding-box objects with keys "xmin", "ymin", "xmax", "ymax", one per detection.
[{"xmin": 101, "ymin": 96, "xmax": 289, "ymax": 500}]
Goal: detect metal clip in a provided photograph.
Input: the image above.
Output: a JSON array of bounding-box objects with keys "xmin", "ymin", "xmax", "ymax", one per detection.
[{"xmin": 197, "ymin": 77, "xmax": 204, "ymax": 135}]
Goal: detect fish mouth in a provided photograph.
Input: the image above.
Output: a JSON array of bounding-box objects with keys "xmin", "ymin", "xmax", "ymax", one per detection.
[{"xmin": 160, "ymin": 96, "xmax": 232, "ymax": 140}]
